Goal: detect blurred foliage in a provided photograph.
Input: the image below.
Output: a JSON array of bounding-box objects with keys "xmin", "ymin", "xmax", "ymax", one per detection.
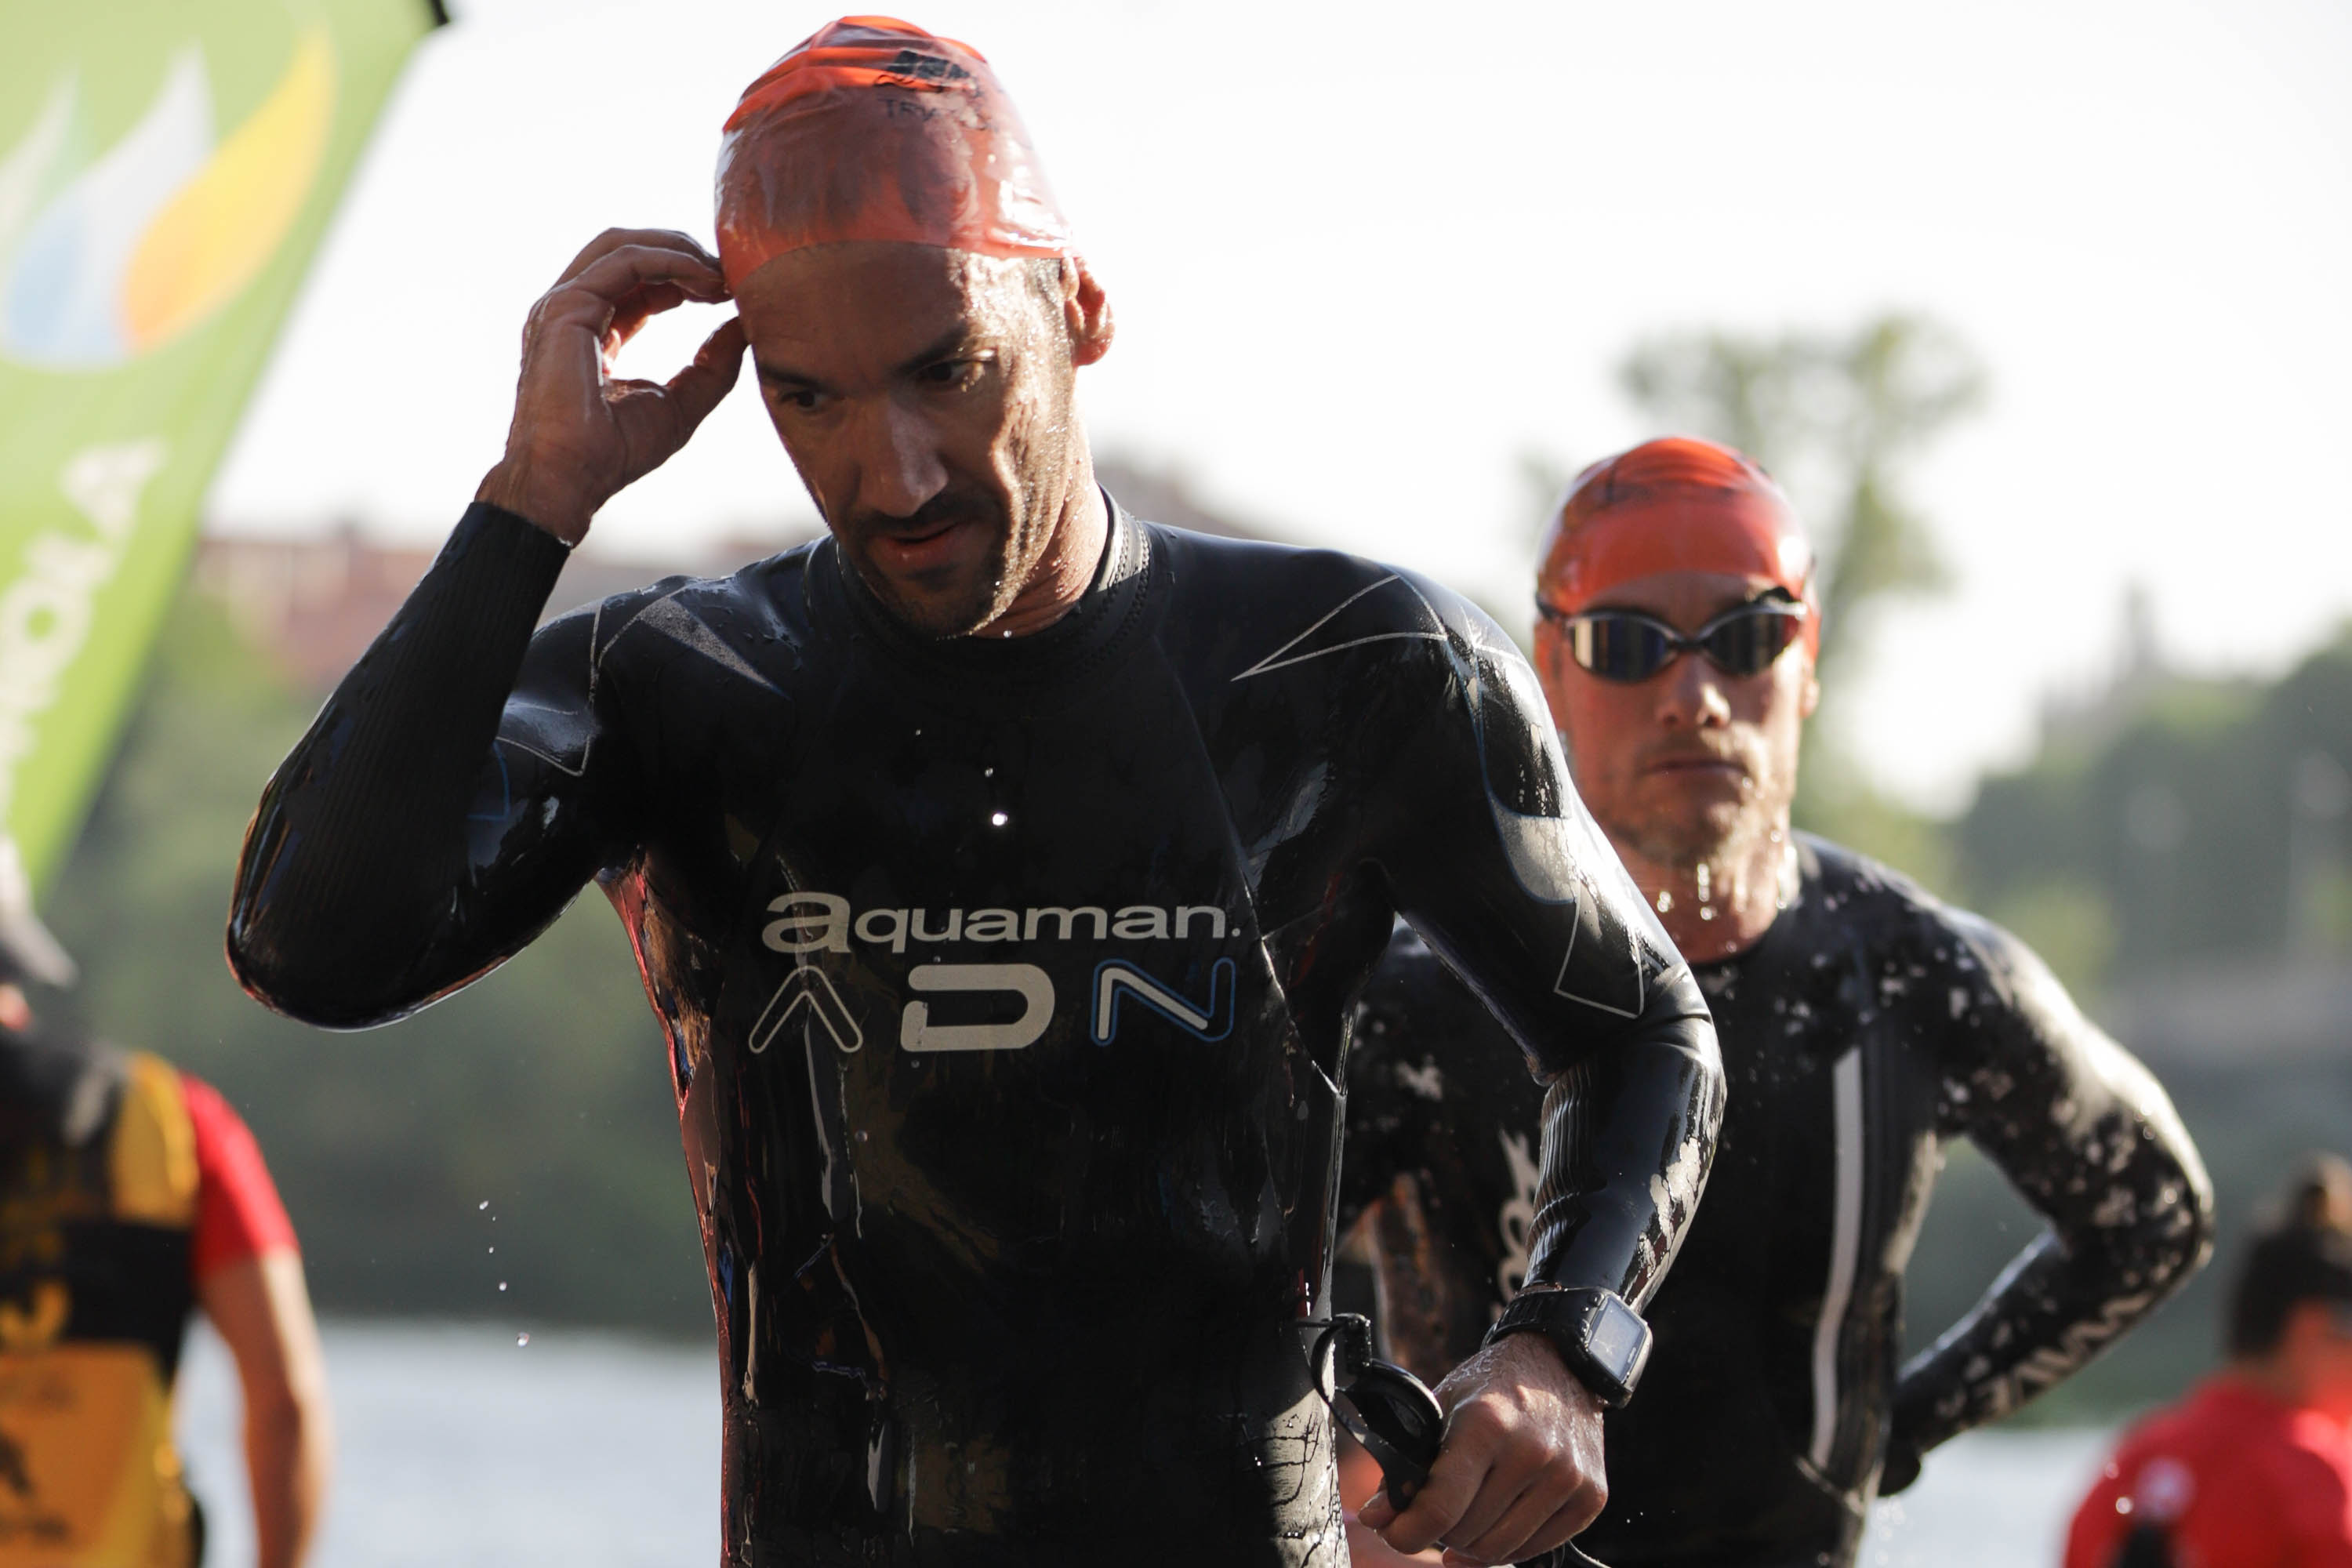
[
  {"xmin": 41, "ymin": 593, "xmax": 710, "ymax": 1335},
  {"xmin": 1955, "ymin": 626, "xmax": 2352, "ymax": 987}
]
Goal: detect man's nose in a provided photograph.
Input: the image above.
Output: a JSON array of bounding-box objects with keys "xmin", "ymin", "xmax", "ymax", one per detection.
[
  {"xmin": 1655, "ymin": 652, "xmax": 1731, "ymax": 729},
  {"xmin": 851, "ymin": 398, "xmax": 949, "ymax": 518}
]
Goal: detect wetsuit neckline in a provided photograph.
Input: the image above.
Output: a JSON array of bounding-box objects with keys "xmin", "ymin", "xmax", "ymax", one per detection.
[{"xmin": 810, "ymin": 491, "xmax": 1156, "ymax": 702}]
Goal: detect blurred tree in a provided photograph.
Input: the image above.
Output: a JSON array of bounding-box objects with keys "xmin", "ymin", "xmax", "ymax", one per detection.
[{"xmin": 1955, "ymin": 624, "xmax": 2352, "ymax": 988}]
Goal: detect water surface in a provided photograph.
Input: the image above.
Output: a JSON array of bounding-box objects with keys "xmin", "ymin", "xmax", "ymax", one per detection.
[{"xmin": 174, "ymin": 1322, "xmax": 2112, "ymax": 1566}]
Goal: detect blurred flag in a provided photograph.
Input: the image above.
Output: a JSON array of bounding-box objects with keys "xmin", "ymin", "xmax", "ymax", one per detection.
[{"xmin": 0, "ymin": 0, "xmax": 445, "ymax": 890}]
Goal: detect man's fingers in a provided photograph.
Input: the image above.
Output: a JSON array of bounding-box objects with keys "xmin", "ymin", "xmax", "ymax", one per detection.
[
  {"xmin": 558, "ymin": 227, "xmax": 720, "ymax": 287},
  {"xmin": 1441, "ymin": 1473, "xmax": 1541, "ymax": 1561},
  {"xmin": 561, "ymin": 246, "xmax": 727, "ymax": 318},
  {"xmin": 1375, "ymin": 1446, "xmax": 1488, "ymax": 1555},
  {"xmin": 660, "ymin": 317, "xmax": 747, "ymax": 434},
  {"xmin": 1446, "ymin": 1462, "xmax": 1588, "ymax": 1566}
]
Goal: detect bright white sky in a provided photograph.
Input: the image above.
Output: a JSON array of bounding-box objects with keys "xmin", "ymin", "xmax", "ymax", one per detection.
[{"xmin": 208, "ymin": 0, "xmax": 2352, "ymax": 811}]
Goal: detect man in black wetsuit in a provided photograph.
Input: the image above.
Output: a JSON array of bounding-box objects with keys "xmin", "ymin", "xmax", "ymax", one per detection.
[
  {"xmin": 1343, "ymin": 437, "xmax": 2214, "ymax": 1567},
  {"xmin": 223, "ymin": 21, "xmax": 1723, "ymax": 1566}
]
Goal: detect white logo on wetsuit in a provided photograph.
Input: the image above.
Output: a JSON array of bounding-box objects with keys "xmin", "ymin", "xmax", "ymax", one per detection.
[{"xmin": 753, "ymin": 894, "xmax": 1236, "ymax": 1053}]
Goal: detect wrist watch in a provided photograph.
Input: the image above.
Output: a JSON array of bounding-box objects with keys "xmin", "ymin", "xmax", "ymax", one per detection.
[{"xmin": 1482, "ymin": 1286, "xmax": 1653, "ymax": 1409}]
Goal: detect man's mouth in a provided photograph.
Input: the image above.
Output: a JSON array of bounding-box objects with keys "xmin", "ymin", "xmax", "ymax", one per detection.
[
  {"xmin": 870, "ymin": 514, "xmax": 981, "ymax": 573},
  {"xmin": 1643, "ymin": 752, "xmax": 1745, "ymax": 779}
]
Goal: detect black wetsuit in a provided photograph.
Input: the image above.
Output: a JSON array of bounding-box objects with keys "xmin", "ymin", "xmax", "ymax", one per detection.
[
  {"xmin": 1345, "ymin": 836, "xmax": 2212, "ymax": 1568},
  {"xmin": 227, "ymin": 499, "xmax": 1724, "ymax": 1567}
]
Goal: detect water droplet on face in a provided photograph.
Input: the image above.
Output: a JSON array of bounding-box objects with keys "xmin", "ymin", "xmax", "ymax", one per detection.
[
  {"xmin": 989, "ymin": 811, "xmax": 1008, "ymax": 827},
  {"xmin": 516, "ymin": 1333, "xmax": 530, "ymax": 1348}
]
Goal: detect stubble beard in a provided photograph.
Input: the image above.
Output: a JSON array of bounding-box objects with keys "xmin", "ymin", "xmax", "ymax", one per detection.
[{"xmin": 1608, "ymin": 782, "xmax": 1782, "ymax": 880}]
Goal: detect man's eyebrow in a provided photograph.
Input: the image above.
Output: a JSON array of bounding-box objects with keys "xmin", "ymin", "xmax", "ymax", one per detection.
[
  {"xmin": 893, "ymin": 326, "xmax": 982, "ymax": 378},
  {"xmin": 753, "ymin": 328, "xmax": 982, "ymax": 393},
  {"xmin": 754, "ymin": 358, "xmax": 824, "ymax": 392}
]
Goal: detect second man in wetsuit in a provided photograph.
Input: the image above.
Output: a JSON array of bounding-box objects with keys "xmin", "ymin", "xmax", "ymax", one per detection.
[
  {"xmin": 1345, "ymin": 437, "xmax": 2213, "ymax": 1566},
  {"xmin": 225, "ymin": 21, "xmax": 1722, "ymax": 1566}
]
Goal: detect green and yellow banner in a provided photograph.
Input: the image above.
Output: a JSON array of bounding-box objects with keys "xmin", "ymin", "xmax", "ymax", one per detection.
[{"xmin": 0, "ymin": 0, "xmax": 442, "ymax": 890}]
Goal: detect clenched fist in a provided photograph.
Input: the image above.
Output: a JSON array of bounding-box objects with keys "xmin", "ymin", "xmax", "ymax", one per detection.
[{"xmin": 1358, "ymin": 1330, "xmax": 1610, "ymax": 1567}]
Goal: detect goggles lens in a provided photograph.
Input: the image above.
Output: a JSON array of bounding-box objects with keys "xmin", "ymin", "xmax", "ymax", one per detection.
[{"xmin": 1544, "ymin": 599, "xmax": 1806, "ymax": 684}]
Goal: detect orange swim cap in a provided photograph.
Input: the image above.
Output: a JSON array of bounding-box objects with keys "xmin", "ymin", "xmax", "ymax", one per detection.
[
  {"xmin": 714, "ymin": 16, "xmax": 1074, "ymax": 290},
  {"xmin": 1536, "ymin": 436, "xmax": 1818, "ymax": 652}
]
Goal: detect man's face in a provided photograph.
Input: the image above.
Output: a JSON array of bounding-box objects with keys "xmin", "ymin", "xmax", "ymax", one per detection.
[
  {"xmin": 1535, "ymin": 570, "xmax": 1818, "ymax": 869},
  {"xmin": 734, "ymin": 242, "xmax": 1097, "ymax": 637}
]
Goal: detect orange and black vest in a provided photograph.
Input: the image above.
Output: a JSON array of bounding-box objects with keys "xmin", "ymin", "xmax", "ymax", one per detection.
[{"xmin": 0, "ymin": 1032, "xmax": 199, "ymax": 1568}]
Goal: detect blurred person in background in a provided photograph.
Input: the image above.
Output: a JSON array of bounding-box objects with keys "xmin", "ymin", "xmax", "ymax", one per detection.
[
  {"xmin": 1341, "ymin": 436, "xmax": 2213, "ymax": 1566},
  {"xmin": 2066, "ymin": 1156, "xmax": 2352, "ymax": 1568},
  {"xmin": 223, "ymin": 18, "xmax": 1722, "ymax": 1566},
  {"xmin": 0, "ymin": 837, "xmax": 328, "ymax": 1568}
]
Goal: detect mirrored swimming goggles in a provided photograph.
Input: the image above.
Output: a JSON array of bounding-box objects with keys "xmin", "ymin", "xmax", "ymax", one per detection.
[{"xmin": 1537, "ymin": 595, "xmax": 1809, "ymax": 684}]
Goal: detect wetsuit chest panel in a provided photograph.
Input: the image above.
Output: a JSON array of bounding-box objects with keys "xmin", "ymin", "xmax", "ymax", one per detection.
[{"xmin": 604, "ymin": 539, "xmax": 1393, "ymax": 1558}]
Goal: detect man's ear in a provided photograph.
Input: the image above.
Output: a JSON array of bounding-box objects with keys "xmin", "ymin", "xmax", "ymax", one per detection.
[{"xmin": 1062, "ymin": 256, "xmax": 1114, "ymax": 366}]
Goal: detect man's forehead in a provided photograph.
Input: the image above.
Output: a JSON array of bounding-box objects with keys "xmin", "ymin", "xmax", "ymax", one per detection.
[
  {"xmin": 1581, "ymin": 569, "xmax": 1776, "ymax": 621},
  {"xmin": 737, "ymin": 242, "xmax": 1040, "ymax": 365}
]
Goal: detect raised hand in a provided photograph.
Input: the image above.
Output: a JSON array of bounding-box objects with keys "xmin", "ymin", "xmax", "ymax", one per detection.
[{"xmin": 476, "ymin": 228, "xmax": 746, "ymax": 545}]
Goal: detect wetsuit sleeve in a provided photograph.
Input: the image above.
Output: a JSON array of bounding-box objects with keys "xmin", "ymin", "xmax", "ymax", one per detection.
[
  {"xmin": 1374, "ymin": 619, "xmax": 1722, "ymax": 1310},
  {"xmin": 1889, "ymin": 914, "xmax": 2213, "ymax": 1470},
  {"xmin": 227, "ymin": 503, "xmax": 626, "ymax": 1028}
]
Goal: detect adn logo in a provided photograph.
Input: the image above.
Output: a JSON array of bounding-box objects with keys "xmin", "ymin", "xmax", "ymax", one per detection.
[{"xmin": 750, "ymin": 942, "xmax": 1239, "ymax": 1055}]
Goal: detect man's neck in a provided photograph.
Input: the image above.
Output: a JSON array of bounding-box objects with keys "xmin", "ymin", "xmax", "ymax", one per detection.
[
  {"xmin": 975, "ymin": 454, "xmax": 1109, "ymax": 640},
  {"xmin": 1614, "ymin": 823, "xmax": 1795, "ymax": 965}
]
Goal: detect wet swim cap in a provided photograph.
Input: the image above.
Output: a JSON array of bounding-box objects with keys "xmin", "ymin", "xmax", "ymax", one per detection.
[
  {"xmin": 714, "ymin": 16, "xmax": 1074, "ymax": 290},
  {"xmin": 1537, "ymin": 437, "xmax": 1818, "ymax": 652}
]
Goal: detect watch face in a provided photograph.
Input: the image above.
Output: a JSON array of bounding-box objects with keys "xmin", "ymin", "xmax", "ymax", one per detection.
[{"xmin": 1587, "ymin": 1296, "xmax": 1647, "ymax": 1381}]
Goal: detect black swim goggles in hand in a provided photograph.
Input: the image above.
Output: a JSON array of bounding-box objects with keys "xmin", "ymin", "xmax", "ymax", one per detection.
[{"xmin": 1538, "ymin": 594, "xmax": 1807, "ymax": 684}]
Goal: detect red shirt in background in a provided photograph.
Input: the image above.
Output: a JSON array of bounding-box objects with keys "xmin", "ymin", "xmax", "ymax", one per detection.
[
  {"xmin": 178, "ymin": 1072, "xmax": 298, "ymax": 1281},
  {"xmin": 2067, "ymin": 1378, "xmax": 2352, "ymax": 1568}
]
